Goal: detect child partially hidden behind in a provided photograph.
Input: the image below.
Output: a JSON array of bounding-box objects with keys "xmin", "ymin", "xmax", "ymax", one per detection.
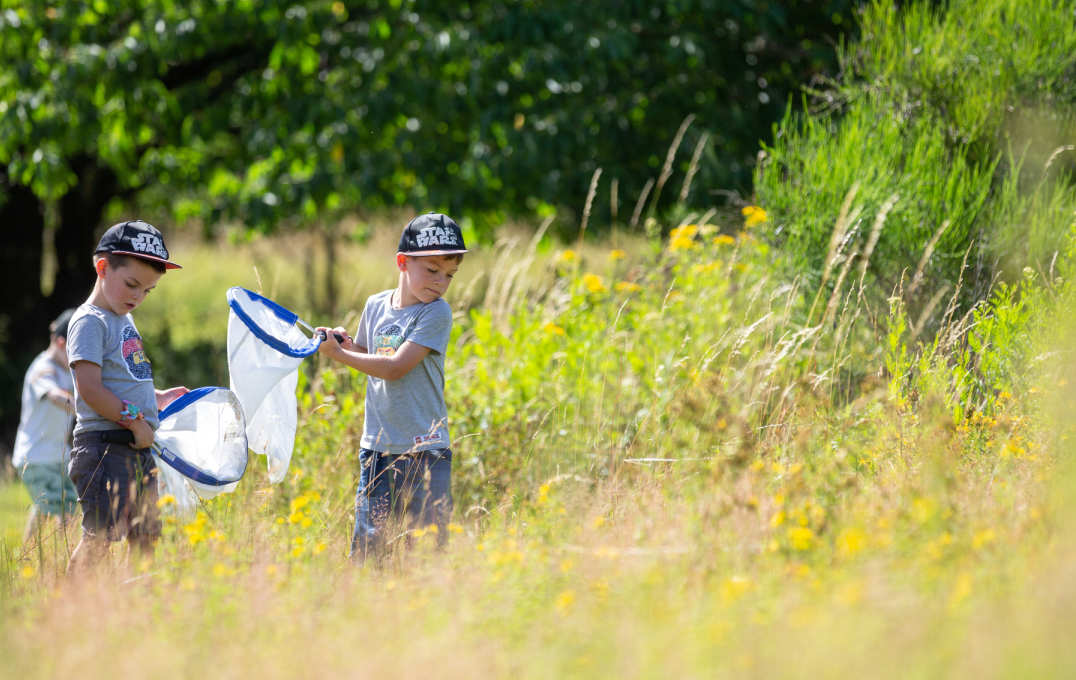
[{"xmin": 65, "ymin": 220, "xmax": 188, "ymax": 573}]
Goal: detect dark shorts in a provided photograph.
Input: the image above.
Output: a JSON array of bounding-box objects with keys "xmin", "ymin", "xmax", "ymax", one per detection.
[{"xmin": 68, "ymin": 430, "xmax": 161, "ymax": 542}]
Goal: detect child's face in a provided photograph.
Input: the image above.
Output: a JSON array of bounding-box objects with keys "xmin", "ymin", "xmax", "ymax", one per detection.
[
  {"xmin": 399, "ymin": 254, "xmax": 460, "ymax": 303},
  {"xmin": 96, "ymin": 256, "xmax": 164, "ymax": 315}
]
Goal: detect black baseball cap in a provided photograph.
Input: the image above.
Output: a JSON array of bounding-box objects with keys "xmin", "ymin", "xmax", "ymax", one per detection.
[
  {"xmin": 49, "ymin": 308, "xmax": 76, "ymax": 339},
  {"xmin": 397, "ymin": 213, "xmax": 469, "ymax": 256},
  {"xmin": 95, "ymin": 219, "xmax": 182, "ymax": 270}
]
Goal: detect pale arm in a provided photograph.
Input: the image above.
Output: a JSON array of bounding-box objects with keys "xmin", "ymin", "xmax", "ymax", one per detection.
[
  {"xmin": 71, "ymin": 361, "xmax": 155, "ymax": 449},
  {"xmin": 44, "ymin": 387, "xmax": 76, "ymax": 415},
  {"xmin": 316, "ymin": 327, "xmax": 431, "ymax": 381}
]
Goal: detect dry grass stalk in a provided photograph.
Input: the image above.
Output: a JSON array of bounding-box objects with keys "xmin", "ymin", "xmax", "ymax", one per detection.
[
  {"xmin": 610, "ymin": 178, "xmax": 619, "ymax": 225},
  {"xmin": 680, "ymin": 207, "xmax": 717, "ymax": 229},
  {"xmin": 823, "ymin": 245, "xmax": 859, "ymax": 327},
  {"xmin": 629, "ymin": 178, "xmax": 654, "ymax": 229},
  {"xmin": 821, "ymin": 183, "xmax": 861, "ymax": 290},
  {"xmin": 807, "ymin": 185, "xmax": 862, "ymax": 325},
  {"xmin": 655, "ymin": 114, "xmax": 695, "ymax": 201},
  {"xmin": 858, "ymin": 193, "xmax": 899, "ymax": 290},
  {"xmin": 1044, "ymin": 144, "xmax": 1076, "ymax": 174},
  {"xmin": 907, "ymin": 219, "xmax": 951, "ymax": 297},
  {"xmin": 939, "ymin": 244, "xmax": 973, "ymax": 337},
  {"xmin": 578, "ymin": 167, "xmax": 603, "ymax": 248},
  {"xmin": 910, "ymin": 283, "xmax": 951, "ymax": 340},
  {"xmin": 679, "ymin": 132, "xmax": 710, "ymax": 203}
]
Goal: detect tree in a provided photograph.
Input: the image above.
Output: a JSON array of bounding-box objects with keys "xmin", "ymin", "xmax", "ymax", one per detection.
[{"xmin": 0, "ymin": 0, "xmax": 854, "ymax": 441}]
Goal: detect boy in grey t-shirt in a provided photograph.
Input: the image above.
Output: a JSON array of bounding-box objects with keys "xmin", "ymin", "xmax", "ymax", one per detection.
[
  {"xmin": 65, "ymin": 220, "xmax": 188, "ymax": 573},
  {"xmin": 317, "ymin": 213, "xmax": 467, "ymax": 562}
]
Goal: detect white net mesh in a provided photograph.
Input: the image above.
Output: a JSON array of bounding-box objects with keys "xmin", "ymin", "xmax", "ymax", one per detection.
[
  {"xmin": 153, "ymin": 387, "xmax": 247, "ymax": 516},
  {"xmin": 226, "ymin": 287, "xmax": 321, "ymax": 483}
]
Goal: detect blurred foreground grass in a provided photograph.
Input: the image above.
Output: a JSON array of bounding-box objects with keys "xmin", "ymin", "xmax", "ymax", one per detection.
[{"xmin": 2, "ymin": 213, "xmax": 1075, "ymax": 678}]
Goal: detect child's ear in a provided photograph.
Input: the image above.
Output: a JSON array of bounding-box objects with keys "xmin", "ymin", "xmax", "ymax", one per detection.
[
  {"xmin": 94, "ymin": 258, "xmax": 108, "ymax": 278},
  {"xmin": 396, "ymin": 253, "xmax": 408, "ymax": 271}
]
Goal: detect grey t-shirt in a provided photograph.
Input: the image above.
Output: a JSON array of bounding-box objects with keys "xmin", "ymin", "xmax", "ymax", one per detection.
[
  {"xmin": 356, "ymin": 290, "xmax": 452, "ymax": 454},
  {"xmin": 67, "ymin": 304, "xmax": 158, "ymax": 434},
  {"xmin": 12, "ymin": 351, "xmax": 75, "ymax": 467}
]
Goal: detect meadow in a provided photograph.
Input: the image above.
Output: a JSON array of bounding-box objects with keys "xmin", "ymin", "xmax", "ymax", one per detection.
[
  {"xmin": 2, "ymin": 204, "xmax": 1075, "ymax": 678},
  {"xmin": 4, "ymin": 0, "xmax": 1076, "ymax": 675}
]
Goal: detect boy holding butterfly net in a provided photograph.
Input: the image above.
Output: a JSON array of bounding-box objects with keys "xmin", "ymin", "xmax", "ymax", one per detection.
[
  {"xmin": 317, "ymin": 213, "xmax": 467, "ymax": 563},
  {"xmin": 66, "ymin": 220, "xmax": 188, "ymax": 573}
]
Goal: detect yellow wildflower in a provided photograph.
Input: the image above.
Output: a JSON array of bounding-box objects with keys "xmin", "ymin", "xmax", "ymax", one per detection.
[
  {"xmin": 157, "ymin": 494, "xmax": 176, "ymax": 508},
  {"xmin": 720, "ymin": 575, "xmax": 753, "ymax": 603},
  {"xmin": 669, "ymin": 234, "xmax": 697, "ymax": 251},
  {"xmin": 20, "ymin": 565, "xmax": 35, "ymax": 579},
  {"xmin": 712, "ymin": 234, "xmax": 736, "ymax": 246},
  {"xmin": 692, "ymin": 261, "xmax": 722, "ymax": 274},
  {"xmin": 608, "ymin": 249, "xmax": 626, "ymax": 260},
  {"xmin": 836, "ymin": 527, "xmax": 867, "ymax": 558},
  {"xmin": 557, "ymin": 249, "xmax": 577, "ymax": 264},
  {"xmin": 670, "ymin": 223, "xmax": 699, "ymax": 239},
  {"xmin": 615, "ymin": 281, "xmax": 641, "ymax": 293},
  {"xmin": 770, "ymin": 510, "xmax": 786, "ymax": 528},
  {"xmin": 787, "ymin": 526, "xmax": 814, "ymax": 551},
  {"xmin": 555, "ymin": 589, "xmax": 576, "ymax": 613},
  {"xmin": 948, "ymin": 572, "xmax": 973, "ymax": 610},
  {"xmin": 582, "ymin": 273, "xmax": 607, "ymax": 293},
  {"xmin": 972, "ymin": 528, "xmax": 997, "ymax": 550},
  {"xmin": 742, "ymin": 205, "xmax": 768, "ymax": 227},
  {"xmin": 543, "ymin": 322, "xmax": 565, "ymax": 336}
]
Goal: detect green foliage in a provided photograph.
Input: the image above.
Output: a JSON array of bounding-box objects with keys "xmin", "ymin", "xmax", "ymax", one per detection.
[
  {"xmin": 0, "ymin": 0, "xmax": 856, "ymax": 233},
  {"xmin": 755, "ymin": 0, "xmax": 1076, "ymax": 322}
]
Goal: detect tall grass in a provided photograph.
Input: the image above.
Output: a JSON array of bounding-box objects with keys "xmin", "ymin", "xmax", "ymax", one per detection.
[
  {"xmin": 757, "ymin": 0, "xmax": 1076, "ymax": 329},
  {"xmin": 4, "ymin": 1, "xmax": 1076, "ymax": 674},
  {"xmin": 2, "ymin": 202, "xmax": 1074, "ymax": 676}
]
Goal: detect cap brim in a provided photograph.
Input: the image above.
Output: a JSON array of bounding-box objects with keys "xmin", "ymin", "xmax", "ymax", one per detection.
[
  {"xmin": 109, "ymin": 250, "xmax": 183, "ymax": 270},
  {"xmin": 399, "ymin": 249, "xmax": 469, "ymax": 256}
]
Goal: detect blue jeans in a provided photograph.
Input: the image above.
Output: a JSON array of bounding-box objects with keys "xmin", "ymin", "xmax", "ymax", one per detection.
[{"xmin": 351, "ymin": 448, "xmax": 453, "ymax": 562}]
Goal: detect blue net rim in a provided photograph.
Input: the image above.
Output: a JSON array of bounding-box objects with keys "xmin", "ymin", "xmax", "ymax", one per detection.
[
  {"xmin": 155, "ymin": 386, "xmax": 248, "ymax": 486},
  {"xmin": 226, "ymin": 287, "xmax": 321, "ymax": 358}
]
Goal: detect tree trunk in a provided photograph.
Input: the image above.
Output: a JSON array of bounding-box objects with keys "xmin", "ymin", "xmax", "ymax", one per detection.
[
  {"xmin": 0, "ymin": 157, "xmax": 119, "ymax": 453},
  {"xmin": 0, "ymin": 174, "xmax": 47, "ymax": 453},
  {"xmin": 53, "ymin": 156, "xmax": 119, "ymax": 309}
]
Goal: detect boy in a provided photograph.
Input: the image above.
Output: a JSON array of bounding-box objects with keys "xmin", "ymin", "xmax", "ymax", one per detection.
[
  {"xmin": 317, "ymin": 213, "xmax": 466, "ymax": 562},
  {"xmin": 66, "ymin": 220, "xmax": 187, "ymax": 573},
  {"xmin": 12, "ymin": 308, "xmax": 78, "ymax": 543}
]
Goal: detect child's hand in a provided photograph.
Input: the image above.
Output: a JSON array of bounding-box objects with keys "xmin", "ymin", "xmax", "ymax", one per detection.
[
  {"xmin": 130, "ymin": 418, "xmax": 155, "ymax": 450},
  {"xmin": 316, "ymin": 326, "xmax": 354, "ymax": 354},
  {"xmin": 156, "ymin": 386, "xmax": 190, "ymax": 410}
]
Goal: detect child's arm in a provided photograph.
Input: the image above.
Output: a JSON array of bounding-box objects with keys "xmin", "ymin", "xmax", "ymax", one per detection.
[
  {"xmin": 316, "ymin": 327, "xmax": 430, "ymax": 381},
  {"xmin": 31, "ymin": 365, "xmax": 76, "ymax": 414},
  {"xmin": 44, "ymin": 387, "xmax": 76, "ymax": 415},
  {"xmin": 71, "ymin": 361, "xmax": 155, "ymax": 449}
]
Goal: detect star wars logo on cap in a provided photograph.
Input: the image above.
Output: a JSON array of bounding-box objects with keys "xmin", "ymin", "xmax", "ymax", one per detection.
[
  {"xmin": 129, "ymin": 232, "xmax": 169, "ymax": 259},
  {"xmin": 415, "ymin": 226, "xmax": 459, "ymax": 248}
]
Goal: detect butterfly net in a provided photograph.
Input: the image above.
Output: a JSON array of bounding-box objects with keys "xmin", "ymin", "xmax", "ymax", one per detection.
[
  {"xmin": 226, "ymin": 287, "xmax": 321, "ymax": 483},
  {"xmin": 153, "ymin": 386, "xmax": 248, "ymax": 516}
]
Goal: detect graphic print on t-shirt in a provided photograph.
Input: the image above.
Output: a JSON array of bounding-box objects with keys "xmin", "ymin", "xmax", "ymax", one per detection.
[
  {"xmin": 374, "ymin": 323, "xmax": 404, "ymax": 356},
  {"xmin": 121, "ymin": 325, "xmax": 153, "ymax": 380}
]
